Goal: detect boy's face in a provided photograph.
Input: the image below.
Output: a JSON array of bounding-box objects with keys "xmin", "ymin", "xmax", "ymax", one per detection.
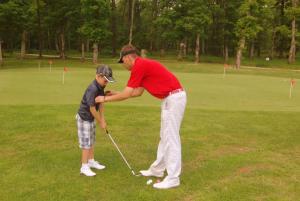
[{"xmin": 95, "ymin": 74, "xmax": 108, "ymax": 87}]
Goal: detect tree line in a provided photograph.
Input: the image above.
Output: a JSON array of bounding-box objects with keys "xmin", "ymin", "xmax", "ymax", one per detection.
[{"xmin": 0, "ymin": 0, "xmax": 299, "ymax": 68}]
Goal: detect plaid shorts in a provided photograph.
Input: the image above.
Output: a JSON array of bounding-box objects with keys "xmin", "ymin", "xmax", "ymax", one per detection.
[{"xmin": 76, "ymin": 114, "xmax": 96, "ymax": 149}]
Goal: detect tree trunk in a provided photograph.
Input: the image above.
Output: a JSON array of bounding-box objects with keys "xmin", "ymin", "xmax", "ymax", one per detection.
[
  {"xmin": 195, "ymin": 33, "xmax": 200, "ymax": 63},
  {"xmin": 183, "ymin": 37, "xmax": 187, "ymax": 58},
  {"xmin": 271, "ymin": 28, "xmax": 276, "ymax": 59},
  {"xmin": 201, "ymin": 38, "xmax": 205, "ymax": 54},
  {"xmin": 235, "ymin": 37, "xmax": 245, "ymax": 69},
  {"xmin": 20, "ymin": 30, "xmax": 27, "ymax": 59},
  {"xmin": 93, "ymin": 43, "xmax": 98, "ymax": 64},
  {"xmin": 129, "ymin": 0, "xmax": 135, "ymax": 45},
  {"xmin": 81, "ymin": 42, "xmax": 85, "ymax": 62},
  {"xmin": 288, "ymin": 0, "xmax": 297, "ymax": 64},
  {"xmin": 55, "ymin": 35, "xmax": 59, "ymax": 54},
  {"xmin": 279, "ymin": 0, "xmax": 285, "ymax": 58},
  {"xmin": 86, "ymin": 39, "xmax": 90, "ymax": 52},
  {"xmin": 160, "ymin": 49, "xmax": 165, "ymax": 57},
  {"xmin": 47, "ymin": 29, "xmax": 51, "ymax": 50},
  {"xmin": 249, "ymin": 41, "xmax": 254, "ymax": 60},
  {"xmin": 224, "ymin": 43, "xmax": 229, "ymax": 63},
  {"xmin": 36, "ymin": 0, "xmax": 42, "ymax": 58},
  {"xmin": 60, "ymin": 31, "xmax": 65, "ymax": 59},
  {"xmin": 111, "ymin": 0, "xmax": 117, "ymax": 56},
  {"xmin": 0, "ymin": 41, "xmax": 3, "ymax": 65},
  {"xmin": 27, "ymin": 33, "xmax": 31, "ymax": 50},
  {"xmin": 150, "ymin": 0, "xmax": 158, "ymax": 51},
  {"xmin": 178, "ymin": 42, "xmax": 184, "ymax": 60}
]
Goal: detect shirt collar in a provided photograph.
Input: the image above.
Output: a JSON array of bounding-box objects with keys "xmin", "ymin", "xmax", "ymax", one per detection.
[{"xmin": 93, "ymin": 79, "xmax": 104, "ymax": 90}]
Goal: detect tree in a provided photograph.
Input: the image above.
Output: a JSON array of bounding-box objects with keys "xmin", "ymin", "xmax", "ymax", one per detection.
[
  {"xmin": 128, "ymin": 0, "xmax": 135, "ymax": 45},
  {"xmin": 153, "ymin": 1, "xmax": 178, "ymax": 52},
  {"xmin": 36, "ymin": 0, "xmax": 43, "ymax": 58},
  {"xmin": 0, "ymin": 40, "xmax": 3, "ymax": 65},
  {"xmin": 287, "ymin": 0, "xmax": 300, "ymax": 63},
  {"xmin": 183, "ymin": 0, "xmax": 211, "ymax": 63},
  {"xmin": 79, "ymin": 0, "xmax": 111, "ymax": 64},
  {"xmin": 235, "ymin": 0, "xmax": 263, "ymax": 69},
  {"xmin": 44, "ymin": 0, "xmax": 80, "ymax": 59},
  {"xmin": 110, "ymin": 0, "xmax": 117, "ymax": 55}
]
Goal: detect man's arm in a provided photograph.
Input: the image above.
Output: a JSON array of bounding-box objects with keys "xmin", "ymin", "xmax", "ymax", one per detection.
[
  {"xmin": 95, "ymin": 87, "xmax": 144, "ymax": 103},
  {"xmin": 131, "ymin": 87, "xmax": 144, "ymax": 97}
]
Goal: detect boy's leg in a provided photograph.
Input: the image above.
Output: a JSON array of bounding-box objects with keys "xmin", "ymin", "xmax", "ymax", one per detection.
[
  {"xmin": 77, "ymin": 114, "xmax": 96, "ymax": 176},
  {"xmin": 87, "ymin": 134, "xmax": 105, "ymax": 170},
  {"xmin": 88, "ymin": 146, "xmax": 94, "ymax": 160},
  {"xmin": 82, "ymin": 148, "xmax": 90, "ymax": 164}
]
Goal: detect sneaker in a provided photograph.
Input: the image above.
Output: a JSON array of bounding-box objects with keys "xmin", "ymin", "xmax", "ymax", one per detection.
[
  {"xmin": 139, "ymin": 169, "xmax": 164, "ymax": 177},
  {"xmin": 88, "ymin": 160, "xmax": 105, "ymax": 170},
  {"xmin": 80, "ymin": 165, "xmax": 96, "ymax": 177},
  {"xmin": 153, "ymin": 177, "xmax": 180, "ymax": 189}
]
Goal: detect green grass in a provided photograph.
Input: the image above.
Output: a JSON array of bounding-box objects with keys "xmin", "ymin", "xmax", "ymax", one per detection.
[{"xmin": 0, "ymin": 59, "xmax": 299, "ymax": 201}]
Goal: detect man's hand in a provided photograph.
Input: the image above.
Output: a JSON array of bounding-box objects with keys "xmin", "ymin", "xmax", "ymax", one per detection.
[{"xmin": 95, "ymin": 96, "xmax": 105, "ymax": 103}]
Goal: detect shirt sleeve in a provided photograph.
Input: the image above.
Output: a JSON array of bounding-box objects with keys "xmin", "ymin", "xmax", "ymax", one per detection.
[
  {"xmin": 85, "ymin": 88, "xmax": 97, "ymax": 107},
  {"xmin": 127, "ymin": 64, "xmax": 145, "ymax": 88}
]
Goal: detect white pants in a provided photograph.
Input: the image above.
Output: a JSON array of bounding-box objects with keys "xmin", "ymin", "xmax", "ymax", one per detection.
[{"xmin": 149, "ymin": 91, "xmax": 187, "ymax": 181}]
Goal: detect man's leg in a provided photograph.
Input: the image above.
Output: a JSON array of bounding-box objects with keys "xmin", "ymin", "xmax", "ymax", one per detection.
[
  {"xmin": 154, "ymin": 92, "xmax": 186, "ymax": 189},
  {"xmin": 140, "ymin": 99, "xmax": 168, "ymax": 177}
]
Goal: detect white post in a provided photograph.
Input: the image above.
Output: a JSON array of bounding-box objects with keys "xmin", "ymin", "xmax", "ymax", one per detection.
[{"xmin": 289, "ymin": 83, "xmax": 293, "ymax": 99}]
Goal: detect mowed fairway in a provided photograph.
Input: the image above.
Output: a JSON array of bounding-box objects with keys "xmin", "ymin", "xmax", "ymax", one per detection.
[{"xmin": 0, "ymin": 61, "xmax": 299, "ymax": 201}]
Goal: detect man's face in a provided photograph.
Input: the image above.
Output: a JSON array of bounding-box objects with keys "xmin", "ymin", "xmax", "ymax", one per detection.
[{"xmin": 122, "ymin": 55, "xmax": 133, "ymax": 70}]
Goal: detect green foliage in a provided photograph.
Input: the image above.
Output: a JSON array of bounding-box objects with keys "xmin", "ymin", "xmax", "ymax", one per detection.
[
  {"xmin": 235, "ymin": 0, "xmax": 264, "ymax": 40},
  {"xmin": 79, "ymin": 0, "xmax": 111, "ymax": 43},
  {"xmin": 183, "ymin": 0, "xmax": 212, "ymax": 35},
  {"xmin": 0, "ymin": 0, "xmax": 299, "ymax": 61}
]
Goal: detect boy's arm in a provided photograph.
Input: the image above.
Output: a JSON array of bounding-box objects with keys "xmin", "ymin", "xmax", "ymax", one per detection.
[
  {"xmin": 90, "ymin": 105, "xmax": 106, "ymax": 129},
  {"xmin": 98, "ymin": 104, "xmax": 106, "ymax": 129}
]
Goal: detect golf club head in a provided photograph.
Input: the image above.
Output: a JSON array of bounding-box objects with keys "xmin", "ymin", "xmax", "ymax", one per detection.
[{"xmin": 132, "ymin": 170, "xmax": 141, "ymax": 177}]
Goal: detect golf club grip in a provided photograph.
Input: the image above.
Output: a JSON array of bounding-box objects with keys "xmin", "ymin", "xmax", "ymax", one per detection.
[{"xmin": 106, "ymin": 132, "xmax": 133, "ymax": 171}]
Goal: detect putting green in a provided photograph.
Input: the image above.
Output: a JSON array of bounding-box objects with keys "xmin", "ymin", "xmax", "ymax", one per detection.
[{"xmin": 0, "ymin": 68, "xmax": 299, "ymax": 111}]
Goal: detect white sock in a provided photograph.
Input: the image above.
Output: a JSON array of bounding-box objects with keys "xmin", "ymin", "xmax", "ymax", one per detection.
[
  {"xmin": 81, "ymin": 163, "xmax": 89, "ymax": 168},
  {"xmin": 88, "ymin": 159, "xmax": 95, "ymax": 163}
]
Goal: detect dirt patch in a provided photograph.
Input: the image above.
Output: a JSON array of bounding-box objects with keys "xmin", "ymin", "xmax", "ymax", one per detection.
[
  {"xmin": 184, "ymin": 153, "xmax": 205, "ymax": 171},
  {"xmin": 236, "ymin": 164, "xmax": 271, "ymax": 175},
  {"xmin": 212, "ymin": 145, "xmax": 254, "ymax": 158}
]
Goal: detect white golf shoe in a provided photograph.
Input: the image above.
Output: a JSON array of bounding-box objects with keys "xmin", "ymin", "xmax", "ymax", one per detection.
[
  {"xmin": 139, "ymin": 169, "xmax": 164, "ymax": 177},
  {"xmin": 88, "ymin": 160, "xmax": 106, "ymax": 170},
  {"xmin": 80, "ymin": 165, "xmax": 96, "ymax": 177},
  {"xmin": 153, "ymin": 177, "xmax": 180, "ymax": 189}
]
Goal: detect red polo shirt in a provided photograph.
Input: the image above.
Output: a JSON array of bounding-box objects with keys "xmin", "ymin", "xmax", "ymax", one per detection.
[{"xmin": 127, "ymin": 57, "xmax": 182, "ymax": 99}]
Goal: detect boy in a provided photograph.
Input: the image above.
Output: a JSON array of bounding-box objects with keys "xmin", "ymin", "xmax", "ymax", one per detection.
[{"xmin": 76, "ymin": 65, "xmax": 115, "ymax": 176}]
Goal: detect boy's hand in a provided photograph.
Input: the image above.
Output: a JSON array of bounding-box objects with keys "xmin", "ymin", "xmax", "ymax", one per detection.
[
  {"xmin": 99, "ymin": 119, "xmax": 107, "ymax": 130},
  {"xmin": 105, "ymin": 90, "xmax": 119, "ymax": 96},
  {"xmin": 95, "ymin": 96, "xmax": 105, "ymax": 103},
  {"xmin": 105, "ymin": 90, "xmax": 113, "ymax": 96}
]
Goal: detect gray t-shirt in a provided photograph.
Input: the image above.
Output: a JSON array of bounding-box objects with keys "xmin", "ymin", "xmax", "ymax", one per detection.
[{"xmin": 78, "ymin": 80, "xmax": 104, "ymax": 122}]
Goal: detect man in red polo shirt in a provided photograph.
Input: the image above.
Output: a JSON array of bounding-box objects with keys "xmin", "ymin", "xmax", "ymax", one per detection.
[{"xmin": 95, "ymin": 45, "xmax": 187, "ymax": 189}]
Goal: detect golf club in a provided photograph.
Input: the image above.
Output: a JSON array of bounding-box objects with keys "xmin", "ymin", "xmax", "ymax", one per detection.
[{"xmin": 105, "ymin": 129, "xmax": 141, "ymax": 177}]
